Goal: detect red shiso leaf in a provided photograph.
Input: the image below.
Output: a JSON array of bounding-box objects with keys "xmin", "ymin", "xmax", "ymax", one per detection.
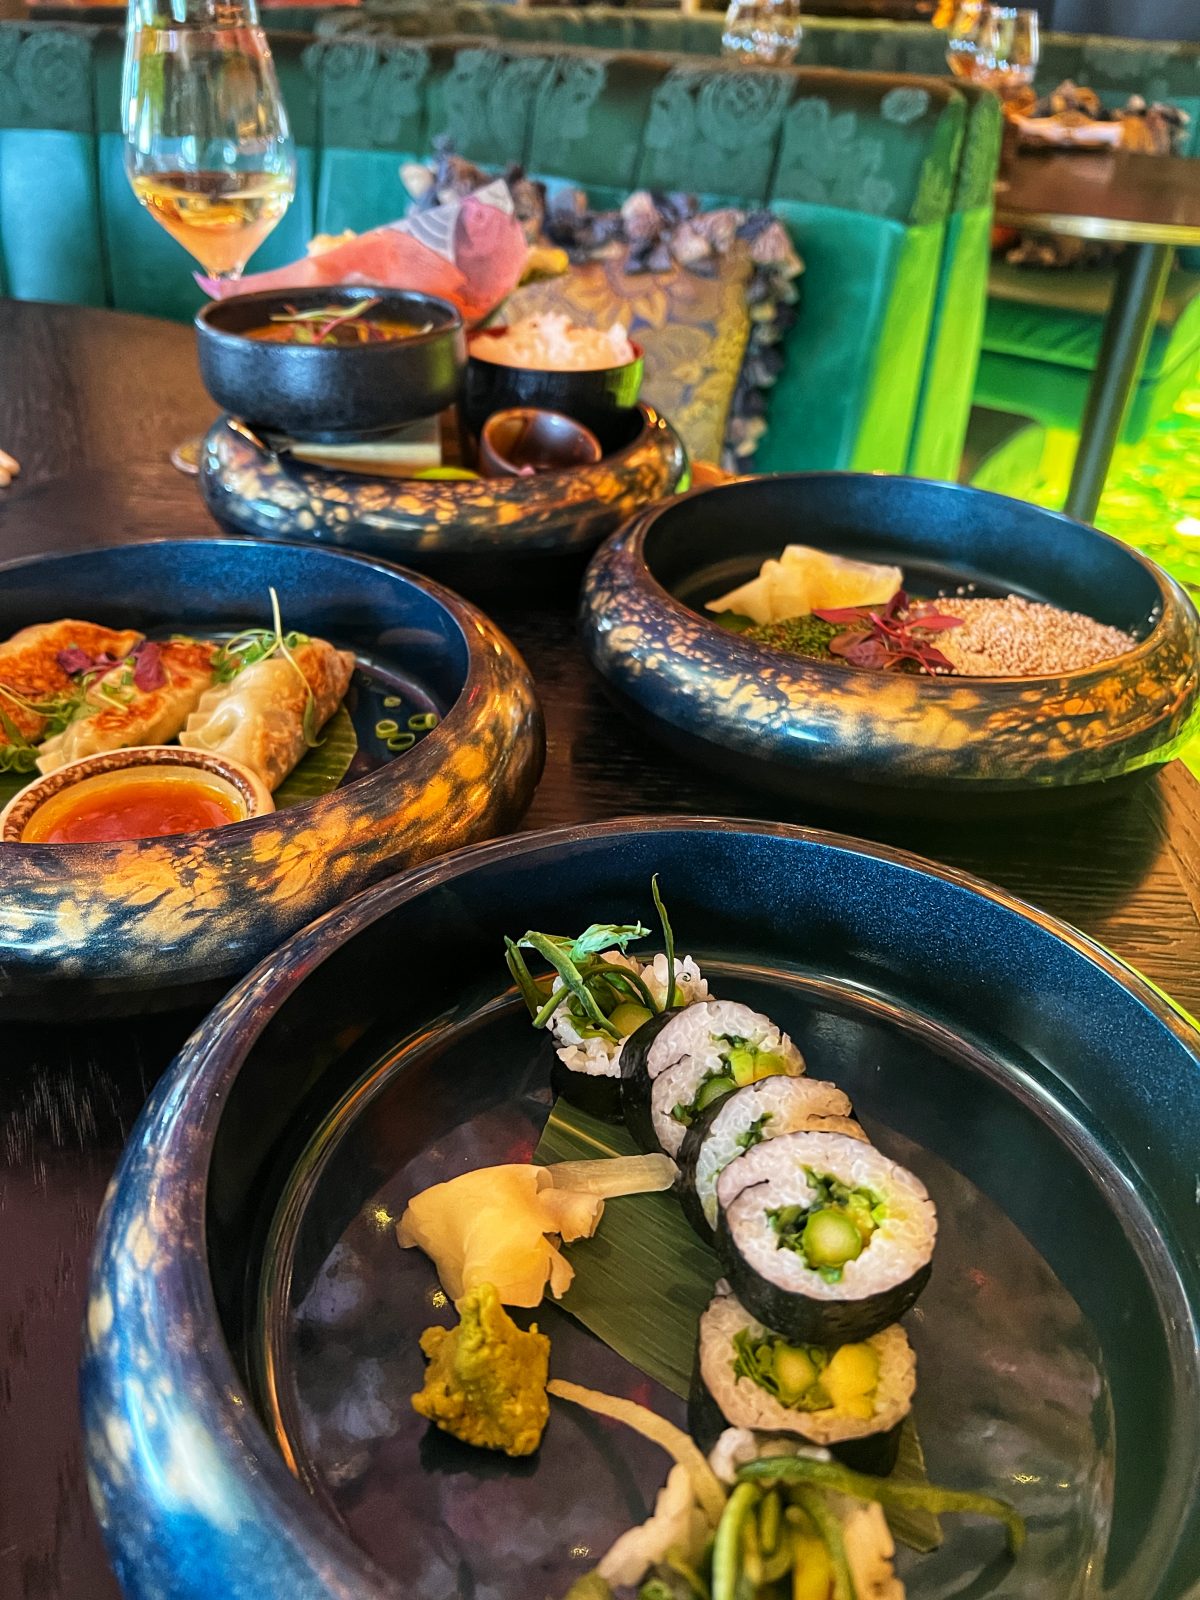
[
  {"xmin": 132, "ymin": 640, "xmax": 166, "ymax": 691},
  {"xmin": 56, "ymin": 646, "xmax": 95, "ymax": 676}
]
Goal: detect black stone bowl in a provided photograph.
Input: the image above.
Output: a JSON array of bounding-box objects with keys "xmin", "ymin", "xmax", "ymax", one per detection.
[
  {"xmin": 581, "ymin": 473, "xmax": 1200, "ymax": 814},
  {"xmin": 462, "ymin": 326, "xmax": 644, "ymax": 438},
  {"xmin": 195, "ymin": 287, "xmax": 465, "ymax": 442}
]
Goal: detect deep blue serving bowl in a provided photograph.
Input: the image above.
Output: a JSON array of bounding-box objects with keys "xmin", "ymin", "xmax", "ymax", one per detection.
[
  {"xmin": 0, "ymin": 539, "xmax": 542, "ymax": 1017},
  {"xmin": 581, "ymin": 474, "xmax": 1200, "ymax": 813},
  {"xmin": 83, "ymin": 820, "xmax": 1200, "ymax": 1599}
]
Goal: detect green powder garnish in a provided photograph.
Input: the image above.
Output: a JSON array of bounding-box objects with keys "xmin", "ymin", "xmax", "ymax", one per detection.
[{"xmin": 746, "ymin": 615, "xmax": 843, "ymax": 661}]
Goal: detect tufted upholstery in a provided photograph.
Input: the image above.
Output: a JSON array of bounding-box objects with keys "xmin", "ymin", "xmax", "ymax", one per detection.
[{"xmin": 0, "ymin": 23, "xmax": 992, "ymax": 476}]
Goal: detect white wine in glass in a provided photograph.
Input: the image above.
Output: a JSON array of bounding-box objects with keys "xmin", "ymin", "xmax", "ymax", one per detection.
[
  {"xmin": 123, "ymin": 0, "xmax": 296, "ymax": 286},
  {"xmin": 123, "ymin": 0, "xmax": 296, "ymax": 469}
]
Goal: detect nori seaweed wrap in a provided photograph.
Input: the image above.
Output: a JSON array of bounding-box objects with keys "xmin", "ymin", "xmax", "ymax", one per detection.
[
  {"xmin": 715, "ymin": 1130, "xmax": 936, "ymax": 1345},
  {"xmin": 691, "ymin": 1286, "xmax": 915, "ymax": 1475}
]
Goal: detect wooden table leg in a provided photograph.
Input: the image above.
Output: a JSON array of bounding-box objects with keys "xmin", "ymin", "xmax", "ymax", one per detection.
[{"xmin": 1065, "ymin": 240, "xmax": 1173, "ymax": 525}]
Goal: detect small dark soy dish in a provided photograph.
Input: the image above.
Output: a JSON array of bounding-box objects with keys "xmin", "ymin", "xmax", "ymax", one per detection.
[
  {"xmin": 580, "ymin": 473, "xmax": 1200, "ymax": 814},
  {"xmin": 196, "ymin": 286, "xmax": 465, "ymax": 442},
  {"xmin": 478, "ymin": 408, "xmax": 602, "ymax": 479},
  {"xmin": 462, "ymin": 328, "xmax": 644, "ymax": 437}
]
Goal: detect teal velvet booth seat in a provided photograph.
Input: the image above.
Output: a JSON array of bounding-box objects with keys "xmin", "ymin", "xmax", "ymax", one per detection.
[
  {"xmin": 0, "ymin": 23, "xmax": 984, "ymax": 477},
  {"xmin": 324, "ymin": 4, "xmax": 1200, "ymax": 451}
]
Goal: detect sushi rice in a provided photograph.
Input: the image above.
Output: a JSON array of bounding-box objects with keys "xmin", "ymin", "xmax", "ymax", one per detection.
[
  {"xmin": 627, "ymin": 1000, "xmax": 805, "ymax": 1155},
  {"xmin": 697, "ymin": 1286, "xmax": 916, "ymax": 1448},
  {"xmin": 548, "ymin": 953, "xmax": 708, "ymax": 1077},
  {"xmin": 684, "ymin": 1076, "xmax": 860, "ymax": 1233},
  {"xmin": 716, "ymin": 1131, "xmax": 937, "ymax": 1343}
]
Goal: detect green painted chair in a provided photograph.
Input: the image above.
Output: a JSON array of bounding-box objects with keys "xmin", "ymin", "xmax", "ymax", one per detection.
[{"xmin": 0, "ymin": 23, "xmax": 977, "ymax": 478}]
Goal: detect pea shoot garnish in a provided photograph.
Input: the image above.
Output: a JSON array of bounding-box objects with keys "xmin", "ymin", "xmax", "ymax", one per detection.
[
  {"xmin": 505, "ymin": 875, "xmax": 677, "ymax": 1043},
  {"xmin": 214, "ymin": 588, "xmax": 322, "ymax": 748}
]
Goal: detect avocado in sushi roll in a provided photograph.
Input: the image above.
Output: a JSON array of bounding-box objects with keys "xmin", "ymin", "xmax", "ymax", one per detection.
[
  {"xmin": 678, "ymin": 1076, "xmax": 860, "ymax": 1241},
  {"xmin": 621, "ymin": 999, "xmax": 805, "ymax": 1155},
  {"xmin": 715, "ymin": 1131, "xmax": 936, "ymax": 1345},
  {"xmin": 692, "ymin": 1286, "xmax": 916, "ymax": 1475},
  {"xmin": 504, "ymin": 879, "xmax": 708, "ymax": 1119}
]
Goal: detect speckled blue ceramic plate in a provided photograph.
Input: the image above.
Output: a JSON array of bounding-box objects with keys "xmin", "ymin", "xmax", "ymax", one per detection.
[
  {"xmin": 84, "ymin": 821, "xmax": 1200, "ymax": 1599},
  {"xmin": 0, "ymin": 539, "xmax": 542, "ymax": 1017},
  {"xmin": 581, "ymin": 475, "xmax": 1200, "ymax": 813}
]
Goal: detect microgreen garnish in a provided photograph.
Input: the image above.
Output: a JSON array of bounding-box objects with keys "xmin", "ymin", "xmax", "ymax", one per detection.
[
  {"xmin": 0, "ymin": 679, "xmax": 84, "ymax": 762},
  {"xmin": 812, "ymin": 590, "xmax": 963, "ymax": 675},
  {"xmin": 215, "ymin": 589, "xmax": 321, "ymax": 748},
  {"xmin": 264, "ymin": 298, "xmax": 434, "ymax": 347},
  {"xmin": 505, "ymin": 884, "xmax": 683, "ymax": 1041}
]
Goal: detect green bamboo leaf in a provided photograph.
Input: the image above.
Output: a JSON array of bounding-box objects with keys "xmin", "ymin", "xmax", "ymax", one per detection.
[
  {"xmin": 274, "ymin": 705, "xmax": 358, "ymax": 808},
  {"xmin": 534, "ymin": 1101, "xmax": 721, "ymax": 1399}
]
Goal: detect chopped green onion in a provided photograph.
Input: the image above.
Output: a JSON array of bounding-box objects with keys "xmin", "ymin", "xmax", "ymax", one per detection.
[
  {"xmin": 408, "ymin": 711, "xmax": 439, "ymax": 731},
  {"xmin": 386, "ymin": 732, "xmax": 416, "ymax": 752},
  {"xmin": 375, "ymin": 718, "xmax": 399, "ymax": 738}
]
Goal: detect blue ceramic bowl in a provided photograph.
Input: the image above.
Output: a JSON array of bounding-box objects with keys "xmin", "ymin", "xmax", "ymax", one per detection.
[
  {"xmin": 581, "ymin": 474, "xmax": 1200, "ymax": 813},
  {"xmin": 0, "ymin": 539, "xmax": 542, "ymax": 1017},
  {"xmin": 83, "ymin": 820, "xmax": 1200, "ymax": 1599}
]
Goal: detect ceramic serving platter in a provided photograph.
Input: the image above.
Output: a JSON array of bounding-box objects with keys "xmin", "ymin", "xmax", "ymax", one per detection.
[{"xmin": 83, "ymin": 820, "xmax": 1200, "ymax": 1599}]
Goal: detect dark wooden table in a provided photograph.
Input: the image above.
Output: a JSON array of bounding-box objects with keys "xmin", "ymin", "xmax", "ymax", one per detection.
[
  {"xmin": 2, "ymin": 296, "xmax": 1200, "ymax": 1599},
  {"xmin": 995, "ymin": 148, "xmax": 1200, "ymax": 524}
]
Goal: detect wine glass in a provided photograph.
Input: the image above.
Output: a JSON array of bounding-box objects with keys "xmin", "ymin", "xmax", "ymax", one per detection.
[
  {"xmin": 976, "ymin": 5, "xmax": 1040, "ymax": 99},
  {"xmin": 721, "ymin": 0, "xmax": 803, "ymax": 66},
  {"xmin": 123, "ymin": 0, "xmax": 296, "ymax": 469},
  {"xmin": 943, "ymin": 0, "xmax": 990, "ymax": 80}
]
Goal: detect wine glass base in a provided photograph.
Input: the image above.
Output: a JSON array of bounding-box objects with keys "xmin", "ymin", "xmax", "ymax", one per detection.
[{"xmin": 170, "ymin": 436, "xmax": 203, "ymax": 476}]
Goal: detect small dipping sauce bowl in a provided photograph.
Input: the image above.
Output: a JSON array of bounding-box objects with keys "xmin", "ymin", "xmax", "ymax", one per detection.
[
  {"xmin": 463, "ymin": 327, "xmax": 643, "ymax": 437},
  {"xmin": 0, "ymin": 746, "xmax": 274, "ymax": 845},
  {"xmin": 479, "ymin": 408, "xmax": 603, "ymax": 478}
]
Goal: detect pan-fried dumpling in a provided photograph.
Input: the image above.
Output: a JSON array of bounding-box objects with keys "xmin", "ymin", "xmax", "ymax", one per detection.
[
  {"xmin": 180, "ymin": 638, "xmax": 354, "ymax": 791},
  {"xmin": 0, "ymin": 620, "xmax": 143, "ymax": 769},
  {"xmin": 37, "ymin": 639, "xmax": 219, "ymax": 775}
]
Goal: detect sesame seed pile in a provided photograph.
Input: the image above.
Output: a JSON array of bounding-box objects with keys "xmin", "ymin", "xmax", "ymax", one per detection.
[{"xmin": 936, "ymin": 596, "xmax": 1136, "ymax": 678}]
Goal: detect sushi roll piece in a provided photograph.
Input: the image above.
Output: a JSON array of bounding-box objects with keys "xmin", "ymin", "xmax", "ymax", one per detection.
[
  {"xmin": 692, "ymin": 1286, "xmax": 916, "ymax": 1475},
  {"xmin": 715, "ymin": 1131, "xmax": 936, "ymax": 1345},
  {"xmin": 621, "ymin": 999, "xmax": 805, "ymax": 1155},
  {"xmin": 543, "ymin": 950, "xmax": 709, "ymax": 1120},
  {"xmin": 677, "ymin": 1076, "xmax": 860, "ymax": 1241}
]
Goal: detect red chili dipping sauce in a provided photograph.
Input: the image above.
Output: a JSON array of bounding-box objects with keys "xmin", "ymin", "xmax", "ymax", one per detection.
[{"xmin": 21, "ymin": 768, "xmax": 245, "ymax": 844}]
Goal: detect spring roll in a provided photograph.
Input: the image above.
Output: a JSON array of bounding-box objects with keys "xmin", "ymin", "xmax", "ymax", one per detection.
[
  {"xmin": 180, "ymin": 637, "xmax": 354, "ymax": 791},
  {"xmin": 0, "ymin": 620, "xmax": 143, "ymax": 770},
  {"xmin": 37, "ymin": 638, "xmax": 219, "ymax": 775}
]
